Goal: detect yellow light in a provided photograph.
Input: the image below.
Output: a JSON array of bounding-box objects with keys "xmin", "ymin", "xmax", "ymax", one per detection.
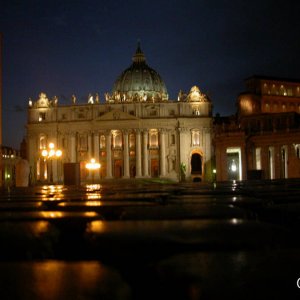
[
  {"xmin": 87, "ymin": 221, "xmax": 106, "ymax": 233},
  {"xmin": 87, "ymin": 194, "xmax": 102, "ymax": 200},
  {"xmin": 56, "ymin": 150, "xmax": 62, "ymax": 157},
  {"xmin": 86, "ymin": 159, "xmax": 101, "ymax": 170},
  {"xmin": 49, "ymin": 143, "xmax": 55, "ymax": 149},
  {"xmin": 42, "ymin": 149, "xmax": 48, "ymax": 157},
  {"xmin": 49, "ymin": 149, "xmax": 55, "ymax": 157},
  {"xmin": 84, "ymin": 212, "xmax": 98, "ymax": 217},
  {"xmin": 42, "ymin": 212, "xmax": 64, "ymax": 218},
  {"xmin": 85, "ymin": 201, "xmax": 102, "ymax": 206}
]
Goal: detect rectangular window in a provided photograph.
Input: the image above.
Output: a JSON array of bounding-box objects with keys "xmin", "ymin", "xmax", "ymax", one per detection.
[
  {"xmin": 171, "ymin": 134, "xmax": 175, "ymax": 145},
  {"xmin": 192, "ymin": 131, "xmax": 200, "ymax": 146},
  {"xmin": 255, "ymin": 148, "xmax": 261, "ymax": 170},
  {"xmin": 150, "ymin": 110, "xmax": 157, "ymax": 116},
  {"xmin": 38, "ymin": 112, "xmax": 46, "ymax": 122},
  {"xmin": 79, "ymin": 135, "xmax": 87, "ymax": 151}
]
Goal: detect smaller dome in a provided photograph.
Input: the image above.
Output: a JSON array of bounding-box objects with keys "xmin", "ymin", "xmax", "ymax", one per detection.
[
  {"xmin": 110, "ymin": 43, "xmax": 168, "ymax": 103},
  {"xmin": 186, "ymin": 86, "xmax": 209, "ymax": 102}
]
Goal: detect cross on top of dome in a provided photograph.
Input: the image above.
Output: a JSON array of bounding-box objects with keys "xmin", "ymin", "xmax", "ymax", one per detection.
[{"xmin": 132, "ymin": 41, "xmax": 146, "ymax": 64}]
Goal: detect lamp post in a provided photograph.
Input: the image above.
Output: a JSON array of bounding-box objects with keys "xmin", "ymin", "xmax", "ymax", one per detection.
[
  {"xmin": 85, "ymin": 158, "xmax": 101, "ymax": 183},
  {"xmin": 41, "ymin": 143, "xmax": 62, "ymax": 183},
  {"xmin": 212, "ymin": 168, "xmax": 217, "ymax": 182}
]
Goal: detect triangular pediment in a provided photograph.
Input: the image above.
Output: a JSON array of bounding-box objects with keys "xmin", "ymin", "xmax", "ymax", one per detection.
[{"xmin": 98, "ymin": 109, "xmax": 139, "ymax": 121}]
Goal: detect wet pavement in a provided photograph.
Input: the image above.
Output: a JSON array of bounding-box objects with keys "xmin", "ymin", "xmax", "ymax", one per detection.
[{"xmin": 0, "ymin": 179, "xmax": 300, "ymax": 299}]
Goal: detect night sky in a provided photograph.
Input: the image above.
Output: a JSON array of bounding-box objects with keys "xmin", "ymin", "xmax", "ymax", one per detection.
[{"xmin": 1, "ymin": 0, "xmax": 300, "ymax": 149}]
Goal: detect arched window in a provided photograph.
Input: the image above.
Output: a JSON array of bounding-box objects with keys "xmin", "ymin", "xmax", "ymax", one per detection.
[
  {"xmin": 149, "ymin": 130, "xmax": 158, "ymax": 148},
  {"xmin": 100, "ymin": 135, "xmax": 106, "ymax": 149},
  {"xmin": 113, "ymin": 130, "xmax": 122, "ymax": 148},
  {"xmin": 129, "ymin": 133, "xmax": 135, "ymax": 148},
  {"xmin": 265, "ymin": 103, "xmax": 270, "ymax": 112},
  {"xmin": 39, "ymin": 136, "xmax": 46, "ymax": 149},
  {"xmin": 271, "ymin": 84, "xmax": 277, "ymax": 95},
  {"xmin": 280, "ymin": 85, "xmax": 286, "ymax": 96}
]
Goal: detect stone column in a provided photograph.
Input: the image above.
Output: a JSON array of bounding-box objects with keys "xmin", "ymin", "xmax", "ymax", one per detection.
[
  {"xmin": 204, "ymin": 127, "xmax": 212, "ymax": 181},
  {"xmin": 88, "ymin": 132, "xmax": 93, "ymax": 159},
  {"xmin": 143, "ymin": 129, "xmax": 149, "ymax": 177},
  {"xmin": 123, "ymin": 130, "xmax": 130, "ymax": 178},
  {"xmin": 93, "ymin": 132, "xmax": 100, "ymax": 180},
  {"xmin": 27, "ymin": 134, "xmax": 36, "ymax": 183},
  {"xmin": 87, "ymin": 132, "xmax": 93, "ymax": 180},
  {"xmin": 135, "ymin": 129, "xmax": 142, "ymax": 178},
  {"xmin": 178, "ymin": 127, "xmax": 189, "ymax": 181},
  {"xmin": 106, "ymin": 131, "xmax": 113, "ymax": 178},
  {"xmin": 160, "ymin": 129, "xmax": 166, "ymax": 177},
  {"xmin": 70, "ymin": 132, "xmax": 76, "ymax": 163}
]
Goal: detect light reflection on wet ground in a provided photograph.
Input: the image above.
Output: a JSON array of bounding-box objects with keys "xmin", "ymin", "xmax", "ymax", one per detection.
[{"xmin": 0, "ymin": 179, "xmax": 300, "ymax": 299}]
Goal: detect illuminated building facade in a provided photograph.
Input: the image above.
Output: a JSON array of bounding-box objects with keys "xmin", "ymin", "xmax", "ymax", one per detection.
[
  {"xmin": 214, "ymin": 76, "xmax": 300, "ymax": 181},
  {"xmin": 26, "ymin": 45, "xmax": 213, "ymax": 183}
]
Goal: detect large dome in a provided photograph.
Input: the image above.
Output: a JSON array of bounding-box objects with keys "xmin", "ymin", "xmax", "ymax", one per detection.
[{"xmin": 110, "ymin": 44, "xmax": 168, "ymax": 103}]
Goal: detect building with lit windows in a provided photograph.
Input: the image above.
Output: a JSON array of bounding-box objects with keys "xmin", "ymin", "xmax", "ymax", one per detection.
[
  {"xmin": 214, "ymin": 75, "xmax": 300, "ymax": 181},
  {"xmin": 26, "ymin": 44, "xmax": 213, "ymax": 183},
  {"xmin": 0, "ymin": 146, "xmax": 21, "ymax": 186}
]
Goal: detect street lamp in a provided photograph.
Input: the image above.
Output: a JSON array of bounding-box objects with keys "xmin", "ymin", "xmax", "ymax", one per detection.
[
  {"xmin": 41, "ymin": 143, "xmax": 62, "ymax": 183},
  {"xmin": 85, "ymin": 158, "xmax": 101, "ymax": 183}
]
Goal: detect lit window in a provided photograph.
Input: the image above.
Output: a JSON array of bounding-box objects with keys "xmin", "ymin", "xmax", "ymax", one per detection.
[
  {"xmin": 79, "ymin": 135, "xmax": 87, "ymax": 151},
  {"xmin": 129, "ymin": 134, "xmax": 135, "ymax": 148},
  {"xmin": 192, "ymin": 130, "xmax": 200, "ymax": 146},
  {"xmin": 113, "ymin": 131, "xmax": 122, "ymax": 148},
  {"xmin": 287, "ymin": 89, "xmax": 293, "ymax": 96},
  {"xmin": 100, "ymin": 135, "xmax": 106, "ymax": 149},
  {"xmin": 38, "ymin": 112, "xmax": 46, "ymax": 122},
  {"xmin": 149, "ymin": 130, "xmax": 158, "ymax": 148},
  {"xmin": 280, "ymin": 85, "xmax": 286, "ymax": 96},
  {"xmin": 39, "ymin": 136, "xmax": 46, "ymax": 149},
  {"xmin": 255, "ymin": 148, "xmax": 261, "ymax": 170}
]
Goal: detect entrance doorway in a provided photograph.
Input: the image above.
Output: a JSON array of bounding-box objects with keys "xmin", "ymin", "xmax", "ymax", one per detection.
[
  {"xmin": 114, "ymin": 160, "xmax": 123, "ymax": 178},
  {"xmin": 191, "ymin": 153, "xmax": 202, "ymax": 175},
  {"xmin": 151, "ymin": 159, "xmax": 159, "ymax": 177},
  {"xmin": 226, "ymin": 147, "xmax": 242, "ymax": 180}
]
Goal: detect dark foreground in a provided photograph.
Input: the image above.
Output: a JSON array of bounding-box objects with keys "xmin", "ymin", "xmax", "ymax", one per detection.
[{"xmin": 1, "ymin": 179, "xmax": 300, "ymax": 299}]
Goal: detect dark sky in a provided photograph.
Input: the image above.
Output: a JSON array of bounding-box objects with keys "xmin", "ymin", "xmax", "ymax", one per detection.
[{"xmin": 1, "ymin": 0, "xmax": 300, "ymax": 149}]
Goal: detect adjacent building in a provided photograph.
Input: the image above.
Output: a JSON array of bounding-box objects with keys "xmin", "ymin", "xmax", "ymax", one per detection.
[
  {"xmin": 214, "ymin": 76, "xmax": 300, "ymax": 181},
  {"xmin": 1, "ymin": 146, "xmax": 21, "ymax": 186},
  {"xmin": 26, "ymin": 45, "xmax": 213, "ymax": 183}
]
